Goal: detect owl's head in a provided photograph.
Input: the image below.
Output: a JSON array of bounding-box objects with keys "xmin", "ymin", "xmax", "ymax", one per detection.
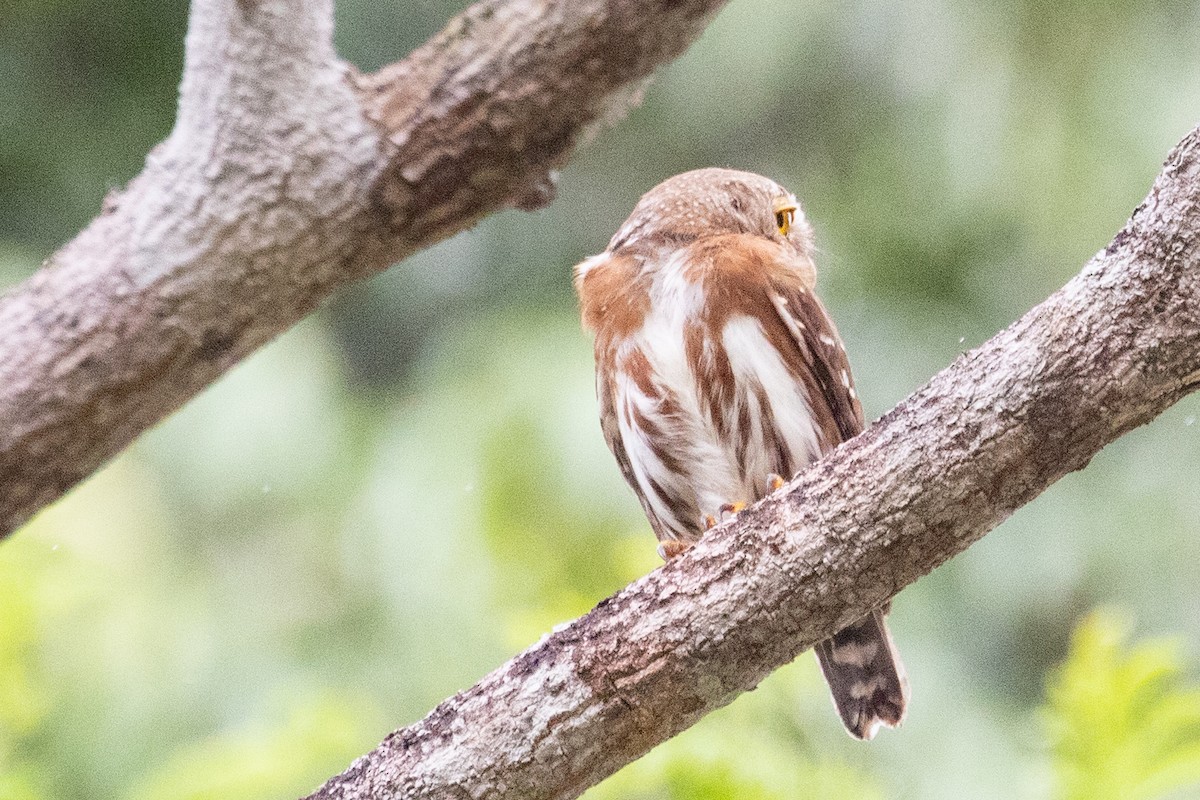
[{"xmin": 606, "ymin": 168, "xmax": 814, "ymax": 256}]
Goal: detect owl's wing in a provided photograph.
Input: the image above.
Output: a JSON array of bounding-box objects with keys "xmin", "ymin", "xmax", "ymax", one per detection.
[
  {"xmin": 769, "ymin": 280, "xmax": 909, "ymax": 739},
  {"xmin": 595, "ymin": 349, "xmax": 681, "ymax": 543},
  {"xmin": 768, "ymin": 283, "xmax": 865, "ymax": 445},
  {"xmin": 578, "ymin": 249, "xmax": 644, "ymax": 498},
  {"xmin": 580, "ymin": 249, "xmax": 686, "ymax": 542},
  {"xmin": 596, "ymin": 367, "xmax": 638, "ymax": 491}
]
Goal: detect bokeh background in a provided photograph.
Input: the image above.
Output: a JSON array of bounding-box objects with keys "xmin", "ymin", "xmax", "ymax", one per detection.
[{"xmin": 3, "ymin": 1, "xmax": 1200, "ymax": 798}]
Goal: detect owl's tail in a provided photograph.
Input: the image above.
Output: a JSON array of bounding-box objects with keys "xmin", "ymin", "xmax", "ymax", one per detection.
[{"xmin": 814, "ymin": 609, "xmax": 909, "ymax": 740}]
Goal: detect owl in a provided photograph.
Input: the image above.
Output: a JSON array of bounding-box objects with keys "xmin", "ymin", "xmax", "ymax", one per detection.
[{"xmin": 574, "ymin": 168, "xmax": 908, "ymax": 739}]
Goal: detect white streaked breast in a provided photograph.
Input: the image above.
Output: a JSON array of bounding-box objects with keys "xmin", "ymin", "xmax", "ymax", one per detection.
[{"xmin": 721, "ymin": 314, "xmax": 824, "ymax": 479}]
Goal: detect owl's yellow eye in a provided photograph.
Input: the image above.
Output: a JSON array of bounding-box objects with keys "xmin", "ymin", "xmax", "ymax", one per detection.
[{"xmin": 773, "ymin": 203, "xmax": 797, "ymax": 236}]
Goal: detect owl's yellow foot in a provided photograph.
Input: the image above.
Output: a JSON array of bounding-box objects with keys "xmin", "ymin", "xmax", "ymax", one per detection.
[
  {"xmin": 657, "ymin": 539, "xmax": 694, "ymax": 560},
  {"xmin": 767, "ymin": 473, "xmax": 785, "ymax": 492},
  {"xmin": 701, "ymin": 502, "xmax": 746, "ymax": 533},
  {"xmin": 719, "ymin": 501, "xmax": 746, "ymax": 518}
]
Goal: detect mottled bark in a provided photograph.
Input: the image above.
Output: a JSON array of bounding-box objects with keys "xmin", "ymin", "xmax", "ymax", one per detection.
[
  {"xmin": 5, "ymin": 0, "xmax": 1200, "ymax": 796},
  {"xmin": 307, "ymin": 127, "xmax": 1200, "ymax": 800},
  {"xmin": 0, "ymin": 0, "xmax": 728, "ymax": 537}
]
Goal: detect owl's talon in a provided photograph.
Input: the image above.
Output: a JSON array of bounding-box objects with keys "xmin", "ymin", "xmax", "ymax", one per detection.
[
  {"xmin": 704, "ymin": 514, "xmax": 718, "ymax": 530},
  {"xmin": 767, "ymin": 473, "xmax": 785, "ymax": 492},
  {"xmin": 657, "ymin": 539, "xmax": 693, "ymax": 560},
  {"xmin": 718, "ymin": 501, "xmax": 745, "ymax": 520}
]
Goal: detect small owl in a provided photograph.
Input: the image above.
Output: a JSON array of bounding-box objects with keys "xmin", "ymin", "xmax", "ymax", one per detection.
[{"xmin": 574, "ymin": 168, "xmax": 908, "ymax": 739}]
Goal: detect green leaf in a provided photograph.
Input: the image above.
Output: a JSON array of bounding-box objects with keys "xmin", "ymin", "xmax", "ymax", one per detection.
[{"xmin": 1045, "ymin": 611, "xmax": 1200, "ymax": 800}]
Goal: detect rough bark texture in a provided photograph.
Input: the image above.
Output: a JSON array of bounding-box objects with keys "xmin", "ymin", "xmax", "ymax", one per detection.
[
  {"xmin": 0, "ymin": 0, "xmax": 728, "ymax": 537},
  {"xmin": 306, "ymin": 128, "xmax": 1200, "ymax": 800},
  {"xmin": 5, "ymin": 0, "xmax": 1200, "ymax": 796}
]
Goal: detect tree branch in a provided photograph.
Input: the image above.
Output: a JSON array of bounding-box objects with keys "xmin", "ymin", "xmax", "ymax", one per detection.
[
  {"xmin": 7, "ymin": 0, "xmax": 1199, "ymax": 796},
  {"xmin": 304, "ymin": 127, "xmax": 1200, "ymax": 800},
  {"xmin": 0, "ymin": 0, "xmax": 729, "ymax": 538}
]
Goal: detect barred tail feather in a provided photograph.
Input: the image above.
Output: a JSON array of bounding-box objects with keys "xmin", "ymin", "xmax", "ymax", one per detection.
[{"xmin": 814, "ymin": 610, "xmax": 909, "ymax": 740}]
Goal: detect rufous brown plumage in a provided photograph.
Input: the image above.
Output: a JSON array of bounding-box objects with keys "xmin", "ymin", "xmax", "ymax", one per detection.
[{"xmin": 574, "ymin": 168, "xmax": 908, "ymax": 739}]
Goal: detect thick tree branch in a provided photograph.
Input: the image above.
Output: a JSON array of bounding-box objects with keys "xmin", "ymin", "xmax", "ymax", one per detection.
[
  {"xmin": 6, "ymin": 0, "xmax": 1199, "ymax": 795},
  {"xmin": 0, "ymin": 0, "xmax": 728, "ymax": 537},
  {"xmin": 305, "ymin": 127, "xmax": 1200, "ymax": 800}
]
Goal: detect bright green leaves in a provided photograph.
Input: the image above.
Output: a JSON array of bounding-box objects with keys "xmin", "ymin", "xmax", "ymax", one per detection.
[{"xmin": 1046, "ymin": 612, "xmax": 1200, "ymax": 800}]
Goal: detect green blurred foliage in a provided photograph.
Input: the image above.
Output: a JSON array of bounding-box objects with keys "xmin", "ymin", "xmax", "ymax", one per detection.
[
  {"xmin": 586, "ymin": 658, "xmax": 886, "ymax": 800},
  {"xmin": 0, "ymin": 547, "xmax": 50, "ymax": 800},
  {"xmin": 123, "ymin": 692, "xmax": 384, "ymax": 800},
  {"xmin": 1046, "ymin": 612, "xmax": 1200, "ymax": 800},
  {"xmin": 3, "ymin": 0, "xmax": 1200, "ymax": 798}
]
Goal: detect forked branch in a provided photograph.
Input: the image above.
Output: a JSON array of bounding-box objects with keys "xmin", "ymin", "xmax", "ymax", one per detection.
[
  {"xmin": 2, "ymin": 0, "xmax": 1198, "ymax": 797},
  {"xmin": 0, "ymin": 0, "xmax": 729, "ymax": 537}
]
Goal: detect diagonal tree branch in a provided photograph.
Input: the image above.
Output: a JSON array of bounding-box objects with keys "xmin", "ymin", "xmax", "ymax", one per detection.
[
  {"xmin": 6, "ymin": 0, "xmax": 1199, "ymax": 795},
  {"xmin": 305, "ymin": 127, "xmax": 1200, "ymax": 800},
  {"xmin": 0, "ymin": 0, "xmax": 729, "ymax": 538}
]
